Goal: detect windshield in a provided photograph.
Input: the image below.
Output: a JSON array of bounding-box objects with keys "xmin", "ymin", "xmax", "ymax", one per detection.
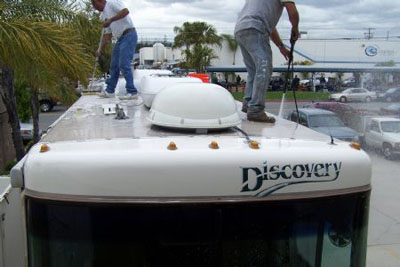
[
  {"xmin": 386, "ymin": 88, "xmax": 397, "ymax": 94},
  {"xmin": 309, "ymin": 115, "xmax": 345, "ymax": 127},
  {"xmin": 26, "ymin": 192, "xmax": 369, "ymax": 267},
  {"xmin": 342, "ymin": 89, "xmax": 352, "ymax": 94},
  {"xmin": 381, "ymin": 121, "xmax": 400, "ymax": 133}
]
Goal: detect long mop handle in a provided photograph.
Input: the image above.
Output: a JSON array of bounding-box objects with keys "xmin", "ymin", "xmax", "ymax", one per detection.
[
  {"xmin": 278, "ymin": 36, "xmax": 297, "ymax": 118},
  {"xmin": 89, "ymin": 28, "xmax": 105, "ymax": 91},
  {"xmin": 278, "ymin": 44, "xmax": 293, "ymax": 118}
]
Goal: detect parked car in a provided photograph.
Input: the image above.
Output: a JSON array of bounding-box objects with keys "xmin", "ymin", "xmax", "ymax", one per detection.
[
  {"xmin": 342, "ymin": 77, "xmax": 357, "ymax": 88},
  {"xmin": 20, "ymin": 122, "xmax": 33, "ymax": 142},
  {"xmin": 330, "ymin": 88, "xmax": 377, "ymax": 103},
  {"xmin": 20, "ymin": 122, "xmax": 42, "ymax": 143},
  {"xmin": 304, "ymin": 101, "xmax": 357, "ymax": 126},
  {"xmin": 299, "ymin": 78, "xmax": 322, "ymax": 91},
  {"xmin": 269, "ymin": 76, "xmax": 285, "ymax": 91},
  {"xmin": 287, "ymin": 108, "xmax": 359, "ymax": 142},
  {"xmin": 380, "ymin": 103, "xmax": 400, "ymax": 116},
  {"xmin": 364, "ymin": 117, "xmax": 400, "ymax": 159},
  {"xmin": 377, "ymin": 87, "xmax": 400, "ymax": 102},
  {"xmin": 305, "ymin": 101, "xmax": 380, "ymax": 130},
  {"xmin": 39, "ymin": 95, "xmax": 57, "ymax": 112}
]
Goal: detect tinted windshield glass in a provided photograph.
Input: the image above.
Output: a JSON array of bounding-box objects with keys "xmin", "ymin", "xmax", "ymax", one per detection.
[
  {"xmin": 27, "ymin": 192, "xmax": 369, "ymax": 267},
  {"xmin": 309, "ymin": 115, "xmax": 345, "ymax": 127},
  {"xmin": 381, "ymin": 121, "xmax": 400, "ymax": 133}
]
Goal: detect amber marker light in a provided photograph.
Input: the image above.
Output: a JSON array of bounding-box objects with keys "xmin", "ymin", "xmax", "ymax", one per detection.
[
  {"xmin": 209, "ymin": 141, "xmax": 219, "ymax": 149},
  {"xmin": 167, "ymin": 142, "xmax": 178, "ymax": 151},
  {"xmin": 249, "ymin": 141, "xmax": 260, "ymax": 149},
  {"xmin": 350, "ymin": 142, "xmax": 362, "ymax": 150},
  {"xmin": 40, "ymin": 144, "xmax": 50, "ymax": 153}
]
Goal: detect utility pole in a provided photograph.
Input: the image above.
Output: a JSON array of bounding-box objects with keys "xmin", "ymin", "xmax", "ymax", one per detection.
[{"xmin": 364, "ymin": 28, "xmax": 375, "ymax": 40}]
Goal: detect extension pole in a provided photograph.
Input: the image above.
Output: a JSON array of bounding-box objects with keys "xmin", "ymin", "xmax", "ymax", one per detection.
[
  {"xmin": 89, "ymin": 28, "xmax": 105, "ymax": 91},
  {"xmin": 278, "ymin": 37, "xmax": 296, "ymax": 118}
]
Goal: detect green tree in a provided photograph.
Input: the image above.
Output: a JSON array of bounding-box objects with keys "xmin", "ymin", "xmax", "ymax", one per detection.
[
  {"xmin": 14, "ymin": 81, "xmax": 31, "ymax": 122},
  {"xmin": 173, "ymin": 21, "xmax": 222, "ymax": 72},
  {"xmin": 0, "ymin": 0, "xmax": 92, "ymax": 159},
  {"xmin": 221, "ymin": 34, "xmax": 238, "ymax": 65},
  {"xmin": 293, "ymin": 60, "xmax": 314, "ymax": 80},
  {"xmin": 72, "ymin": 1, "xmax": 112, "ymax": 74}
]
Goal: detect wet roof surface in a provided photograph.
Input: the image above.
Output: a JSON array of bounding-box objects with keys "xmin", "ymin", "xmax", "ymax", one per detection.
[{"xmin": 41, "ymin": 95, "xmax": 331, "ymax": 143}]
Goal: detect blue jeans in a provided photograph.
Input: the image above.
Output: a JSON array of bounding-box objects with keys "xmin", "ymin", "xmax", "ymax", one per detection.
[
  {"xmin": 106, "ymin": 30, "xmax": 138, "ymax": 94},
  {"xmin": 235, "ymin": 29, "xmax": 272, "ymax": 114}
]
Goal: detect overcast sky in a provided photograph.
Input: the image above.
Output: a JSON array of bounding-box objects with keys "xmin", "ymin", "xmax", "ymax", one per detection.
[{"xmin": 116, "ymin": 0, "xmax": 400, "ymax": 42}]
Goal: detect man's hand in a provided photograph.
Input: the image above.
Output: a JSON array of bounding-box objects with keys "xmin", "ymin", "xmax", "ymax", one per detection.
[
  {"xmin": 103, "ymin": 19, "xmax": 112, "ymax": 28},
  {"xmin": 291, "ymin": 27, "xmax": 300, "ymax": 42},
  {"xmin": 279, "ymin": 46, "xmax": 291, "ymax": 61},
  {"xmin": 96, "ymin": 49, "xmax": 102, "ymax": 58}
]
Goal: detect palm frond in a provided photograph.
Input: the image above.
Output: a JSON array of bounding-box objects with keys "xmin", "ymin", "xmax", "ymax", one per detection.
[
  {"xmin": 1, "ymin": 0, "xmax": 78, "ymax": 23},
  {"xmin": 0, "ymin": 18, "xmax": 91, "ymax": 88}
]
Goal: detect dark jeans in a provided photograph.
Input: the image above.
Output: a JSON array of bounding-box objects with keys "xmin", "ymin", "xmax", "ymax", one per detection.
[{"xmin": 106, "ymin": 30, "xmax": 138, "ymax": 94}]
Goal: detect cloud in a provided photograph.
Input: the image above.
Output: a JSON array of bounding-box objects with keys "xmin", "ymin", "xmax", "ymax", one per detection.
[
  {"xmin": 120, "ymin": 0, "xmax": 400, "ymax": 40},
  {"xmin": 145, "ymin": 0, "xmax": 201, "ymax": 4}
]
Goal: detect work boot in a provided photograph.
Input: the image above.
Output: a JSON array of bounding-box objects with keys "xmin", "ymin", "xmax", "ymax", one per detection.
[
  {"xmin": 247, "ymin": 112, "xmax": 276, "ymax": 123},
  {"xmin": 241, "ymin": 100, "xmax": 248, "ymax": 113}
]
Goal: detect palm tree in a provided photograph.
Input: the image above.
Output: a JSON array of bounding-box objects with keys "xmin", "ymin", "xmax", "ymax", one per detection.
[
  {"xmin": 221, "ymin": 34, "xmax": 238, "ymax": 65},
  {"xmin": 173, "ymin": 21, "xmax": 222, "ymax": 72},
  {"xmin": 0, "ymin": 0, "xmax": 92, "ymax": 159}
]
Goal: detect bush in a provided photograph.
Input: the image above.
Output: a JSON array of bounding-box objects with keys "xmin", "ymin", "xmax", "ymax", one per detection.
[
  {"xmin": 1, "ymin": 160, "xmax": 17, "ymax": 176},
  {"xmin": 15, "ymin": 81, "xmax": 32, "ymax": 122}
]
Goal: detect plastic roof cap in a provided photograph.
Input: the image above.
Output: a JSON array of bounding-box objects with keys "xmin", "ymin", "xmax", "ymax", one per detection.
[{"xmin": 147, "ymin": 83, "xmax": 241, "ymax": 129}]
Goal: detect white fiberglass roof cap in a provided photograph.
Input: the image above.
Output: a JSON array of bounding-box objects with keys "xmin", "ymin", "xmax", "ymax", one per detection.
[{"xmin": 147, "ymin": 83, "xmax": 241, "ymax": 129}]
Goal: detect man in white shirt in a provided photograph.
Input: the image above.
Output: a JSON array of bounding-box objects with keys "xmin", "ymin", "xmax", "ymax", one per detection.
[{"xmin": 92, "ymin": 0, "xmax": 138, "ymax": 100}]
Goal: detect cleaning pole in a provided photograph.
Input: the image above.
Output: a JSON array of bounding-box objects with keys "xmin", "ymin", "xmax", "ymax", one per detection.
[
  {"xmin": 88, "ymin": 28, "xmax": 105, "ymax": 92},
  {"xmin": 278, "ymin": 34, "xmax": 297, "ymax": 119}
]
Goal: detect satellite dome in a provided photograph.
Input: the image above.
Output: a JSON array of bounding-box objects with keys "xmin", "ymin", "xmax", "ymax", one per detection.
[
  {"xmin": 147, "ymin": 83, "xmax": 241, "ymax": 129},
  {"xmin": 140, "ymin": 75, "xmax": 202, "ymax": 108}
]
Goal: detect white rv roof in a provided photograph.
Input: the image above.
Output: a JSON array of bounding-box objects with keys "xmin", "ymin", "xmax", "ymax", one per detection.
[
  {"xmin": 20, "ymin": 95, "xmax": 372, "ymax": 202},
  {"xmin": 42, "ymin": 95, "xmax": 332, "ymax": 142}
]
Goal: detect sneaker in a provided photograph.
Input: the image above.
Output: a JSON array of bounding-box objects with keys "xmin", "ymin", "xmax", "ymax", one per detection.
[
  {"xmin": 119, "ymin": 93, "xmax": 138, "ymax": 100},
  {"xmin": 247, "ymin": 112, "xmax": 276, "ymax": 123},
  {"xmin": 97, "ymin": 91, "xmax": 114, "ymax": 98}
]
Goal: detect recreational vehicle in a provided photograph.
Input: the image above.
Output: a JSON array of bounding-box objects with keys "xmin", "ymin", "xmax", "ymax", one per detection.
[{"xmin": 2, "ymin": 80, "xmax": 371, "ymax": 266}]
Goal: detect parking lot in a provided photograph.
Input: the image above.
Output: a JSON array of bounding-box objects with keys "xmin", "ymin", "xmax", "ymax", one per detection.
[{"xmin": 265, "ymin": 99, "xmax": 400, "ymax": 266}]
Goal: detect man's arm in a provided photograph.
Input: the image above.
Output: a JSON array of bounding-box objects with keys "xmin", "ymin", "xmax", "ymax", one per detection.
[
  {"xmin": 271, "ymin": 28, "xmax": 290, "ymax": 60},
  {"xmin": 96, "ymin": 33, "xmax": 112, "ymax": 58},
  {"xmin": 103, "ymin": 8, "xmax": 129, "ymax": 28},
  {"xmin": 283, "ymin": 2, "xmax": 300, "ymax": 41}
]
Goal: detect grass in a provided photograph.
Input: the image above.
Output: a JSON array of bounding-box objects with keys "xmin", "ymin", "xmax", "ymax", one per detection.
[{"xmin": 231, "ymin": 91, "xmax": 331, "ymax": 101}]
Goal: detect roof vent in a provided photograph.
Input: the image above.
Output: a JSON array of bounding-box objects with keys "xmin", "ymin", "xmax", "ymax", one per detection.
[
  {"xmin": 140, "ymin": 75, "xmax": 202, "ymax": 108},
  {"xmin": 147, "ymin": 83, "xmax": 241, "ymax": 129}
]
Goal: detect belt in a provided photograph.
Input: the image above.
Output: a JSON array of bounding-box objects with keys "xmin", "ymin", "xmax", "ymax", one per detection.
[{"xmin": 120, "ymin": 28, "xmax": 135, "ymax": 38}]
